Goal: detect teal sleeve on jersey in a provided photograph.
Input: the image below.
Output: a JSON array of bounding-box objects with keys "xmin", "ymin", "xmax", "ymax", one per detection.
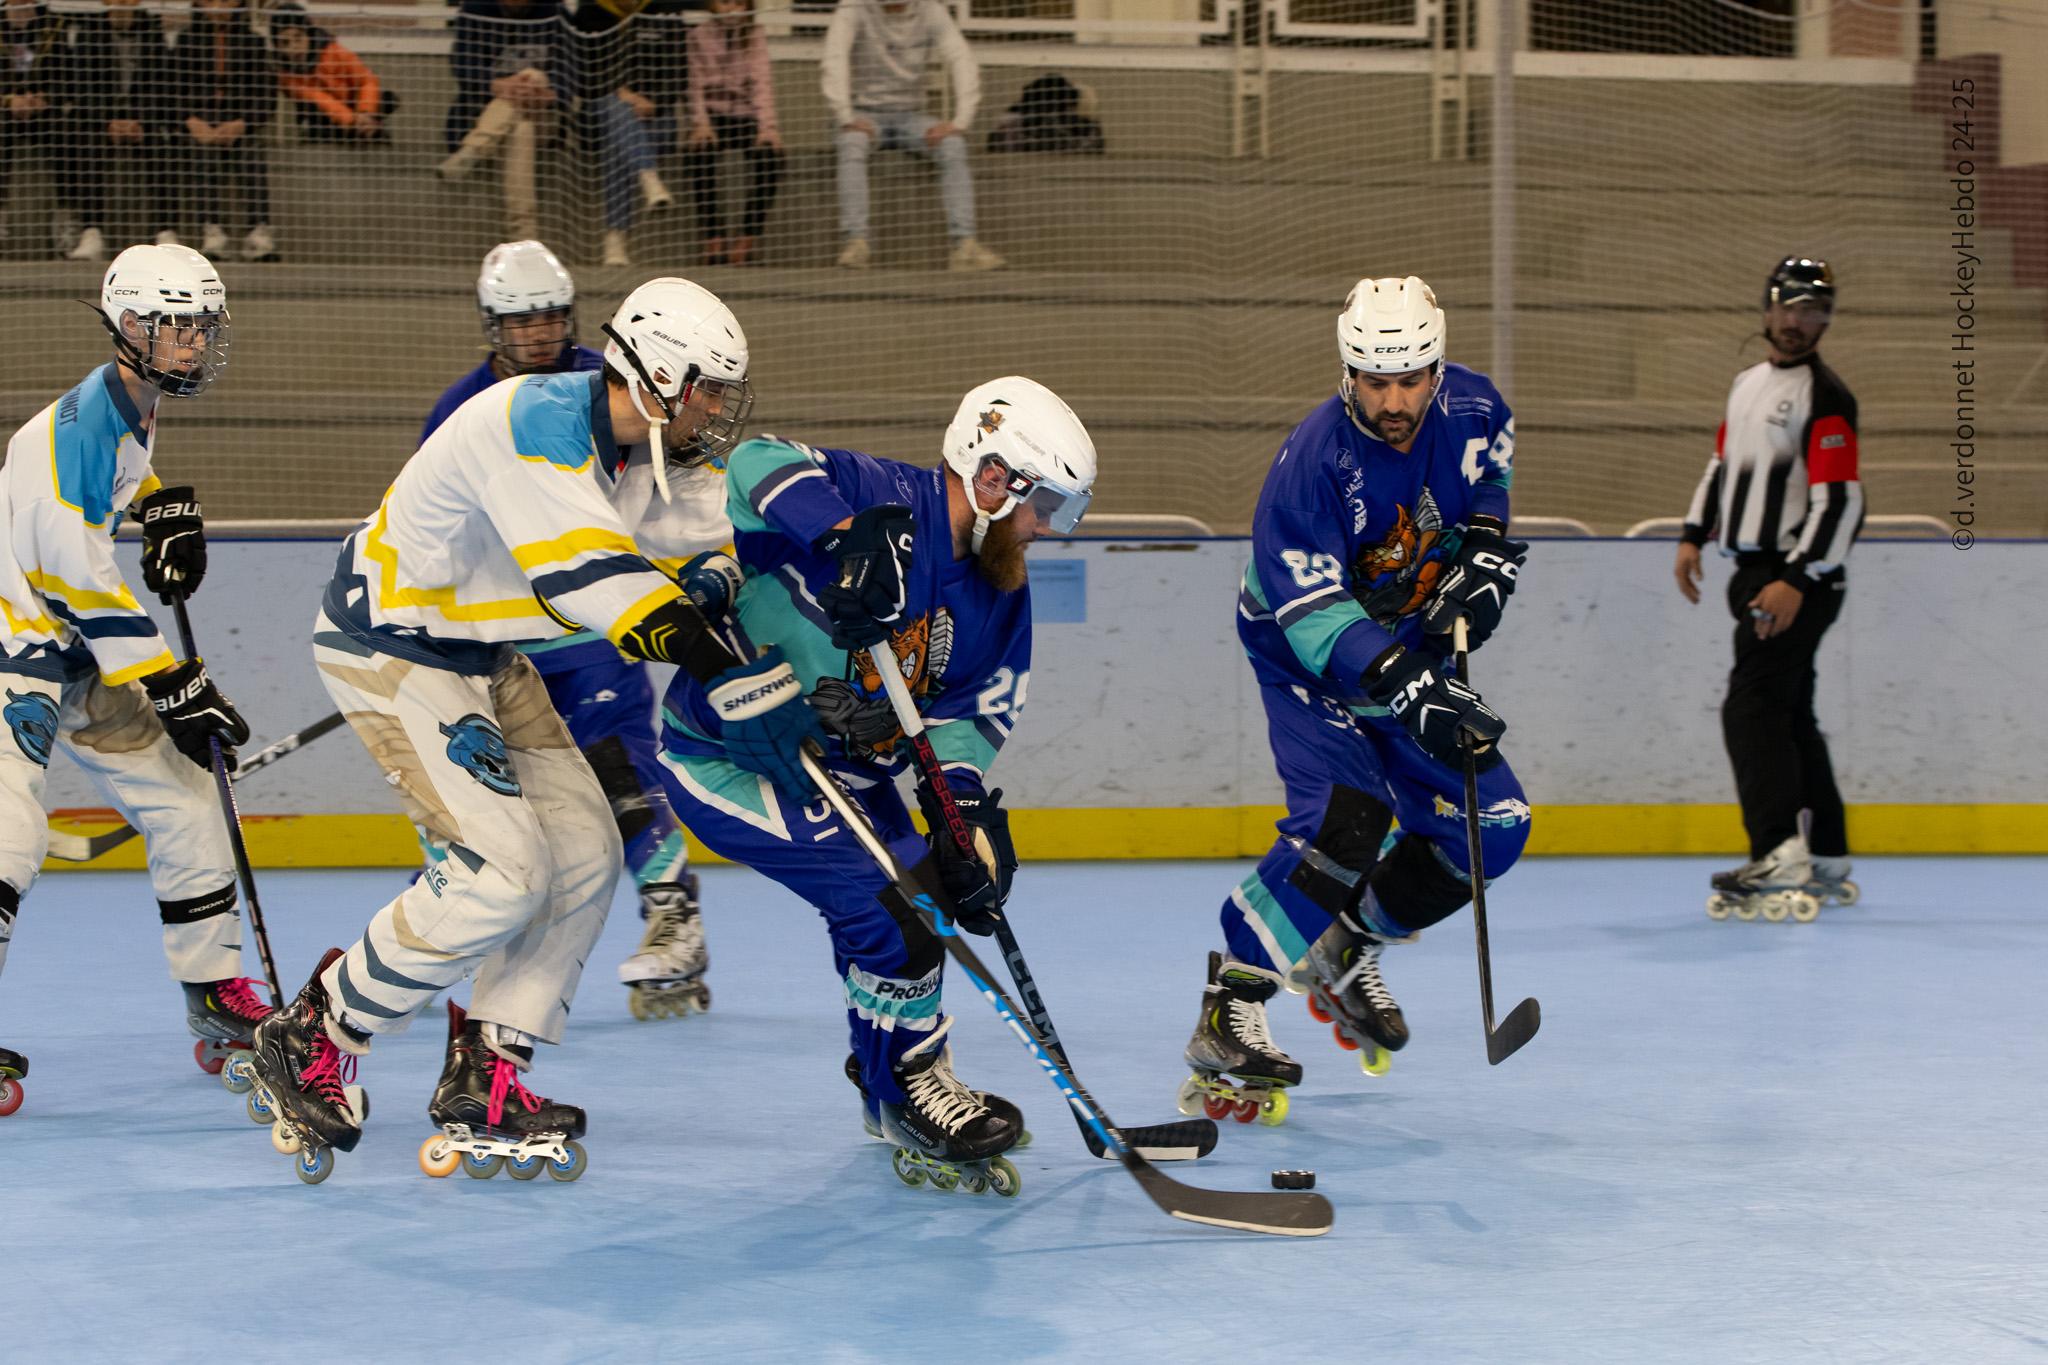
[{"xmin": 727, "ymin": 437, "xmax": 856, "ymax": 546}]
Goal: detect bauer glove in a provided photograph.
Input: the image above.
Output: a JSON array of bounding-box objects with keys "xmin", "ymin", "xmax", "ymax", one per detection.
[
  {"xmin": 916, "ymin": 783, "xmax": 1018, "ymax": 935},
  {"xmin": 135, "ymin": 485, "xmax": 207, "ymax": 603},
  {"xmin": 814, "ymin": 504, "xmax": 914, "ymax": 651},
  {"xmin": 1421, "ymin": 522, "xmax": 1527, "ymax": 650},
  {"xmin": 1364, "ymin": 644, "xmax": 1504, "ymax": 772},
  {"xmin": 142, "ymin": 658, "xmax": 249, "ymax": 771}
]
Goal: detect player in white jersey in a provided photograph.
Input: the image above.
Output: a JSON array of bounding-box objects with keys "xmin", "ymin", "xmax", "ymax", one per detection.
[
  {"xmin": 0, "ymin": 244, "xmax": 261, "ymax": 1116},
  {"xmin": 242, "ymin": 277, "xmax": 823, "ymax": 1183}
]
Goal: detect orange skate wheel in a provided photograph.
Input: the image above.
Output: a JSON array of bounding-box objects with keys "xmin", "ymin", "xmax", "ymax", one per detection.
[
  {"xmin": 1306, "ymin": 996, "xmax": 1332, "ymax": 1024},
  {"xmin": 193, "ymin": 1040, "xmax": 226, "ymax": 1076},
  {"xmin": 1232, "ymin": 1099, "xmax": 1260, "ymax": 1124},
  {"xmin": 1202, "ymin": 1094, "xmax": 1232, "ymax": 1121},
  {"xmin": 418, "ymin": 1135, "xmax": 461, "ymax": 1178},
  {"xmin": 1332, "ymin": 1024, "xmax": 1359, "ymax": 1051}
]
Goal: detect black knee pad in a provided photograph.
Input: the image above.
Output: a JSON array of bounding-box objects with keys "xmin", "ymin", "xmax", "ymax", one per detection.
[
  {"xmin": 582, "ymin": 737, "xmax": 657, "ymax": 843},
  {"xmin": 1287, "ymin": 785, "xmax": 1395, "ymax": 917},
  {"xmin": 1368, "ymin": 833, "xmax": 1472, "ymax": 932},
  {"xmin": 878, "ymin": 873, "xmax": 945, "ymax": 981},
  {"xmin": 0, "ymin": 880, "xmax": 17, "ymax": 933},
  {"xmin": 159, "ymin": 883, "xmax": 237, "ymax": 925}
]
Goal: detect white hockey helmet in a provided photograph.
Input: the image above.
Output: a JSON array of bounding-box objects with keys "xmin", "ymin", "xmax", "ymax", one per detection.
[
  {"xmin": 99, "ymin": 243, "xmax": 230, "ymax": 397},
  {"xmin": 601, "ymin": 277, "xmax": 753, "ymax": 500},
  {"xmin": 1338, "ymin": 275, "xmax": 1445, "ymax": 377},
  {"xmin": 477, "ymin": 240, "xmax": 576, "ymax": 370},
  {"xmin": 942, "ymin": 377, "xmax": 1097, "ymax": 552}
]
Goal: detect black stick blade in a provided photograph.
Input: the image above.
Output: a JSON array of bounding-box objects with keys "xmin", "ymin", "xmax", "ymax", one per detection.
[
  {"xmin": 1486, "ymin": 997, "xmax": 1542, "ymax": 1066},
  {"xmin": 1128, "ymin": 1157, "xmax": 1334, "ymax": 1237},
  {"xmin": 1083, "ymin": 1118, "xmax": 1218, "ymax": 1163}
]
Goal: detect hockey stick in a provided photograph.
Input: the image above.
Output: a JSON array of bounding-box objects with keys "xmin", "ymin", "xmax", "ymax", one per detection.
[
  {"xmin": 867, "ymin": 640, "xmax": 1218, "ymax": 1164},
  {"xmin": 798, "ymin": 742, "xmax": 1331, "ymax": 1236},
  {"xmin": 1453, "ymin": 615, "xmax": 1540, "ymax": 1065},
  {"xmin": 46, "ymin": 711, "xmax": 346, "ymax": 863},
  {"xmin": 169, "ymin": 599, "xmax": 282, "ymax": 1004}
]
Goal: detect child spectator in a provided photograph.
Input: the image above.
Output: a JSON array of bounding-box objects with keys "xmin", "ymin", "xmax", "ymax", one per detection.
[
  {"xmin": 268, "ymin": 2, "xmax": 397, "ymax": 143},
  {"xmin": 440, "ymin": 0, "xmax": 565, "ymax": 242},
  {"xmin": 166, "ymin": 0, "xmax": 278, "ymax": 261},
  {"xmin": 565, "ymin": 0, "xmax": 673, "ymax": 268},
  {"xmin": 684, "ymin": 0, "xmax": 781, "ymax": 267},
  {"xmin": 0, "ymin": 0, "xmax": 92, "ymax": 258},
  {"xmin": 66, "ymin": 0, "xmax": 179, "ymax": 258}
]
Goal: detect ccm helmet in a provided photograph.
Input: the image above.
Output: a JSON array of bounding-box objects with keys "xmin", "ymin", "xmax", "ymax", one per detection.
[
  {"xmin": 98, "ymin": 244, "xmax": 230, "ymax": 397},
  {"xmin": 942, "ymin": 377, "xmax": 1097, "ymax": 552},
  {"xmin": 602, "ymin": 278, "xmax": 753, "ymax": 500},
  {"xmin": 1337, "ymin": 275, "xmax": 1444, "ymax": 434}
]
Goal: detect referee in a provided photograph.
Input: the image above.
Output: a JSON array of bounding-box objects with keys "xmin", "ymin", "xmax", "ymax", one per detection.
[{"xmin": 1674, "ymin": 256, "xmax": 1864, "ymax": 906}]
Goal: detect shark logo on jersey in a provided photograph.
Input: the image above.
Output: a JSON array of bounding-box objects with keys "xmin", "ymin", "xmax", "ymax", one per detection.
[
  {"xmin": 1431, "ymin": 793, "xmax": 1531, "ymax": 828},
  {"xmin": 439, "ymin": 713, "xmax": 520, "ymax": 795},
  {"xmin": 1352, "ymin": 489, "xmax": 1445, "ymax": 625},
  {"xmin": 4, "ymin": 689, "xmax": 58, "ymax": 767},
  {"xmin": 845, "ymin": 611, "xmax": 956, "ymax": 762}
]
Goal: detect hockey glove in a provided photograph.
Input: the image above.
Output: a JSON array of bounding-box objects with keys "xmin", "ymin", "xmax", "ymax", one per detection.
[
  {"xmin": 135, "ymin": 485, "xmax": 207, "ymax": 602},
  {"xmin": 707, "ymin": 646, "xmax": 825, "ymax": 801},
  {"xmin": 814, "ymin": 504, "xmax": 914, "ymax": 651},
  {"xmin": 1421, "ymin": 522, "xmax": 1528, "ymax": 649},
  {"xmin": 808, "ymin": 677, "xmax": 900, "ymax": 749},
  {"xmin": 916, "ymin": 782, "xmax": 1018, "ymax": 935},
  {"xmin": 1364, "ymin": 644, "xmax": 1505, "ymax": 772},
  {"xmin": 675, "ymin": 550, "xmax": 745, "ymax": 620},
  {"xmin": 142, "ymin": 658, "xmax": 249, "ymax": 771}
]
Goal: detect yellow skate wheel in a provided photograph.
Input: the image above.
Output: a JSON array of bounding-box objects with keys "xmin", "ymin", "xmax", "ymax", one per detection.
[
  {"xmin": 1013, "ymin": 1128, "xmax": 1032, "ymax": 1149},
  {"xmin": 986, "ymin": 1155, "xmax": 1021, "ymax": 1198},
  {"xmin": 1360, "ymin": 1043, "xmax": 1392, "ymax": 1077},
  {"xmin": 1258, "ymin": 1089, "xmax": 1290, "ymax": 1126},
  {"xmin": 418, "ymin": 1135, "xmax": 460, "ymax": 1178},
  {"xmin": 270, "ymin": 1120, "xmax": 302, "ymax": 1156},
  {"xmin": 890, "ymin": 1148, "xmax": 926, "ymax": 1188}
]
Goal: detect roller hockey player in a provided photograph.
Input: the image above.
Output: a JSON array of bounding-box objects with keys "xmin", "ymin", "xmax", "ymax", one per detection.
[
  {"xmin": 652, "ymin": 377, "xmax": 1098, "ymax": 1197},
  {"xmin": 425, "ymin": 242, "xmax": 725, "ymax": 1022},
  {"xmin": 1178, "ymin": 276, "xmax": 1531, "ymax": 1125},
  {"xmin": 0, "ymin": 244, "xmax": 264, "ymax": 1114},
  {"xmin": 246, "ymin": 277, "xmax": 798, "ymax": 1183}
]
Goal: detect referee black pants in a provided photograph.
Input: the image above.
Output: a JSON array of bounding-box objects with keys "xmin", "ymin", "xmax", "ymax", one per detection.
[{"xmin": 1722, "ymin": 557, "xmax": 1848, "ymax": 860}]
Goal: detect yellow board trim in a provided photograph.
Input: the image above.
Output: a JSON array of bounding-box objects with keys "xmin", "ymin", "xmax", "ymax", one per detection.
[{"xmin": 42, "ymin": 803, "xmax": 2048, "ymax": 872}]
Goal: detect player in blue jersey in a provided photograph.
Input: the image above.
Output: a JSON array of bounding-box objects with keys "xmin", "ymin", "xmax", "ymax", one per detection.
[
  {"xmin": 653, "ymin": 377, "xmax": 1097, "ymax": 1196},
  {"xmin": 424, "ymin": 242, "xmax": 725, "ymax": 1022},
  {"xmin": 1177, "ymin": 276, "xmax": 1532, "ymax": 1126}
]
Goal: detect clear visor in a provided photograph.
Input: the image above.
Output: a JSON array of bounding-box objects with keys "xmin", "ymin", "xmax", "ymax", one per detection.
[{"xmin": 1016, "ymin": 474, "xmax": 1092, "ymax": 535}]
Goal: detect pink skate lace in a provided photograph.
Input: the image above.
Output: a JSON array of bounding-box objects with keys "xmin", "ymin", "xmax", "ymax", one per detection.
[
  {"xmin": 216, "ymin": 977, "xmax": 274, "ymax": 1024},
  {"xmin": 298, "ymin": 1035, "xmax": 359, "ymax": 1108},
  {"xmin": 486, "ymin": 1057, "xmax": 543, "ymax": 1128}
]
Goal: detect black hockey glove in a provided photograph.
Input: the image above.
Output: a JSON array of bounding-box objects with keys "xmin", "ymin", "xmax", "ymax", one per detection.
[
  {"xmin": 814, "ymin": 504, "xmax": 914, "ymax": 651},
  {"xmin": 916, "ymin": 782, "xmax": 1018, "ymax": 935},
  {"xmin": 135, "ymin": 485, "xmax": 207, "ymax": 603},
  {"xmin": 1364, "ymin": 644, "xmax": 1505, "ymax": 772},
  {"xmin": 808, "ymin": 677, "xmax": 900, "ymax": 749},
  {"xmin": 1421, "ymin": 522, "xmax": 1528, "ymax": 649},
  {"xmin": 142, "ymin": 658, "xmax": 249, "ymax": 771}
]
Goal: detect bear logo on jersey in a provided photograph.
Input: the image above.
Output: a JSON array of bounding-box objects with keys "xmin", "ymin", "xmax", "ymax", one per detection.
[
  {"xmin": 1351, "ymin": 491, "xmax": 1445, "ymax": 625},
  {"xmin": 4, "ymin": 689, "xmax": 58, "ymax": 767},
  {"xmin": 844, "ymin": 611, "xmax": 956, "ymax": 761},
  {"xmin": 439, "ymin": 713, "xmax": 520, "ymax": 795}
]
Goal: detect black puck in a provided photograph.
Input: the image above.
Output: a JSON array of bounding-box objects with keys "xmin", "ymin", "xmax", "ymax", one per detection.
[{"xmin": 1271, "ymin": 1169, "xmax": 1316, "ymax": 1190}]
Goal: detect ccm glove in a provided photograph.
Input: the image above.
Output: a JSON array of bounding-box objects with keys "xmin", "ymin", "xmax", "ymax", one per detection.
[
  {"xmin": 135, "ymin": 485, "xmax": 207, "ymax": 602},
  {"xmin": 916, "ymin": 782, "xmax": 1018, "ymax": 935},
  {"xmin": 1364, "ymin": 644, "xmax": 1505, "ymax": 772},
  {"xmin": 142, "ymin": 658, "xmax": 249, "ymax": 771},
  {"xmin": 814, "ymin": 504, "xmax": 914, "ymax": 651},
  {"xmin": 707, "ymin": 646, "xmax": 825, "ymax": 801},
  {"xmin": 1421, "ymin": 522, "xmax": 1528, "ymax": 649}
]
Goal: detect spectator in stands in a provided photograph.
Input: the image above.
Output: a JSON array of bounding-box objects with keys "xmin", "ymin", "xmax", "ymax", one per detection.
[
  {"xmin": 440, "ymin": 0, "xmax": 566, "ymax": 242},
  {"xmin": 565, "ymin": 0, "xmax": 674, "ymax": 268},
  {"xmin": 0, "ymin": 0, "xmax": 92, "ymax": 259},
  {"xmin": 987, "ymin": 72, "xmax": 1103, "ymax": 155},
  {"xmin": 822, "ymin": 0, "xmax": 1000, "ymax": 272},
  {"xmin": 66, "ymin": 0, "xmax": 179, "ymax": 260},
  {"xmin": 684, "ymin": 0, "xmax": 782, "ymax": 267},
  {"xmin": 268, "ymin": 3, "xmax": 397, "ymax": 144},
  {"xmin": 166, "ymin": 0, "xmax": 278, "ymax": 261}
]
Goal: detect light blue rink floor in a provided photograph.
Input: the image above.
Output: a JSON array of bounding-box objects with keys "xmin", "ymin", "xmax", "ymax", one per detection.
[{"xmin": 2, "ymin": 859, "xmax": 2043, "ymax": 1364}]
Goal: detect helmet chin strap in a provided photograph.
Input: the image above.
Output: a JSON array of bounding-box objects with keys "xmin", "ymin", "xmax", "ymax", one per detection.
[
  {"xmin": 629, "ymin": 382, "xmax": 673, "ymax": 504},
  {"xmin": 960, "ymin": 470, "xmax": 1016, "ymax": 554}
]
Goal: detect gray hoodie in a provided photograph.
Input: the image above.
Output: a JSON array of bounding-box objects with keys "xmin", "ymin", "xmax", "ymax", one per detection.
[{"xmin": 821, "ymin": 0, "xmax": 980, "ymax": 130}]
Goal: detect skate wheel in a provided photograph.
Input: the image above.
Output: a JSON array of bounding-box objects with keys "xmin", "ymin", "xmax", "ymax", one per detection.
[
  {"xmin": 1201, "ymin": 1094, "xmax": 1231, "ymax": 1121},
  {"xmin": 1790, "ymin": 894, "xmax": 1821, "ymax": 924},
  {"xmin": 1332, "ymin": 1023, "xmax": 1359, "ymax": 1052},
  {"xmin": 1258, "ymin": 1090, "xmax": 1290, "ymax": 1126},
  {"xmin": 547, "ymin": 1141, "xmax": 588, "ymax": 1182},
  {"xmin": 506, "ymin": 1153, "xmax": 544, "ymax": 1180},
  {"xmin": 295, "ymin": 1147, "xmax": 334, "ymax": 1185},
  {"xmin": 463, "ymin": 1151, "xmax": 505, "ymax": 1180},
  {"xmin": 1175, "ymin": 1075, "xmax": 1206, "ymax": 1119},
  {"xmin": 890, "ymin": 1148, "xmax": 927, "ymax": 1188},
  {"xmin": 929, "ymin": 1166, "xmax": 961, "ymax": 1193},
  {"xmin": 271, "ymin": 1120, "xmax": 303, "ymax": 1156},
  {"xmin": 986, "ymin": 1155, "xmax": 1021, "ymax": 1198},
  {"xmin": 0, "ymin": 1078, "xmax": 21, "ymax": 1117},
  {"xmin": 1761, "ymin": 896, "xmax": 1790, "ymax": 923},
  {"xmin": 1705, "ymin": 896, "xmax": 1732, "ymax": 921},
  {"xmin": 1732, "ymin": 898, "xmax": 1760, "ymax": 921},
  {"xmin": 693, "ymin": 985, "xmax": 712, "ymax": 1014},
  {"xmin": 194, "ymin": 1039, "xmax": 226, "ymax": 1076},
  {"xmin": 960, "ymin": 1169, "xmax": 988, "ymax": 1195},
  {"xmin": 247, "ymin": 1088, "xmax": 275, "ymax": 1124},
  {"xmin": 1231, "ymin": 1098, "xmax": 1260, "ymax": 1124},
  {"xmin": 1835, "ymin": 880, "xmax": 1860, "ymax": 907},
  {"xmin": 627, "ymin": 992, "xmax": 650, "ymax": 1022},
  {"xmin": 1013, "ymin": 1128, "xmax": 1031, "ymax": 1149},
  {"xmin": 1306, "ymin": 995, "xmax": 1332, "ymax": 1024},
  {"xmin": 220, "ymin": 1054, "xmax": 256, "ymax": 1095},
  {"xmin": 418, "ymin": 1136, "xmax": 461, "ymax": 1179},
  {"xmin": 1360, "ymin": 1044, "xmax": 1392, "ymax": 1078}
]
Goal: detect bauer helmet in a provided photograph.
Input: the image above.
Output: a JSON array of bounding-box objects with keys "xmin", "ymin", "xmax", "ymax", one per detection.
[
  {"xmin": 601, "ymin": 277, "xmax": 753, "ymax": 501},
  {"xmin": 1338, "ymin": 275, "xmax": 1445, "ymax": 436},
  {"xmin": 98, "ymin": 244, "xmax": 230, "ymax": 398},
  {"xmin": 1763, "ymin": 255, "xmax": 1835, "ymax": 313},
  {"xmin": 478, "ymin": 240, "xmax": 577, "ymax": 372},
  {"xmin": 942, "ymin": 377, "xmax": 1097, "ymax": 553}
]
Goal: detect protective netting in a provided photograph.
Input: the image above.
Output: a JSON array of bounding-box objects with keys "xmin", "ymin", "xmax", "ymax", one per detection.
[{"xmin": 1, "ymin": 0, "xmax": 2041, "ymax": 533}]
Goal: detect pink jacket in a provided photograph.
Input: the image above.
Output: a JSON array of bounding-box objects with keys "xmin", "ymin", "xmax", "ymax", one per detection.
[{"xmin": 687, "ymin": 20, "xmax": 778, "ymax": 139}]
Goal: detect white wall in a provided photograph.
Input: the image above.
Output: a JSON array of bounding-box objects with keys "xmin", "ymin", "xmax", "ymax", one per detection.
[{"xmin": 41, "ymin": 536, "xmax": 2043, "ymax": 815}]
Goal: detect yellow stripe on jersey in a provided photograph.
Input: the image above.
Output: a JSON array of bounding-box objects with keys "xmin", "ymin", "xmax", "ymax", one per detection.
[
  {"xmin": 604, "ymin": 582, "xmax": 686, "ymax": 649},
  {"xmin": 0, "ymin": 593, "xmax": 59, "ymax": 637},
  {"xmin": 102, "ymin": 649, "xmax": 176, "ymax": 687},
  {"xmin": 510, "ymin": 527, "xmax": 640, "ymax": 573},
  {"xmin": 361, "ymin": 501, "xmax": 549, "ymax": 624},
  {"xmin": 24, "ymin": 570, "xmax": 142, "ymax": 614}
]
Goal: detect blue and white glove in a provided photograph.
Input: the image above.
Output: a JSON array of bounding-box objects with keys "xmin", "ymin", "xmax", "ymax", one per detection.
[
  {"xmin": 675, "ymin": 550, "xmax": 745, "ymax": 620},
  {"xmin": 707, "ymin": 646, "xmax": 825, "ymax": 801}
]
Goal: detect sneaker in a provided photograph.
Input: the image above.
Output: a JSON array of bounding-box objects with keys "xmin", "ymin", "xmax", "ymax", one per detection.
[
  {"xmin": 836, "ymin": 237, "xmax": 871, "ymax": 270},
  {"xmin": 602, "ymin": 229, "xmax": 631, "ymax": 267},
  {"xmin": 242, "ymin": 224, "xmax": 278, "ymax": 262},
  {"xmin": 639, "ymin": 170, "xmax": 674, "ymax": 211},
  {"xmin": 948, "ymin": 237, "xmax": 1005, "ymax": 273},
  {"xmin": 65, "ymin": 226, "xmax": 107, "ymax": 262},
  {"xmin": 201, "ymin": 223, "xmax": 230, "ymax": 257},
  {"xmin": 153, "ymin": 229, "xmax": 183, "ymax": 246}
]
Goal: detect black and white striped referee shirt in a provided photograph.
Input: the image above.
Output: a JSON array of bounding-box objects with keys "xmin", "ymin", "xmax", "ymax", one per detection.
[{"xmin": 1681, "ymin": 353, "xmax": 1865, "ymax": 582}]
